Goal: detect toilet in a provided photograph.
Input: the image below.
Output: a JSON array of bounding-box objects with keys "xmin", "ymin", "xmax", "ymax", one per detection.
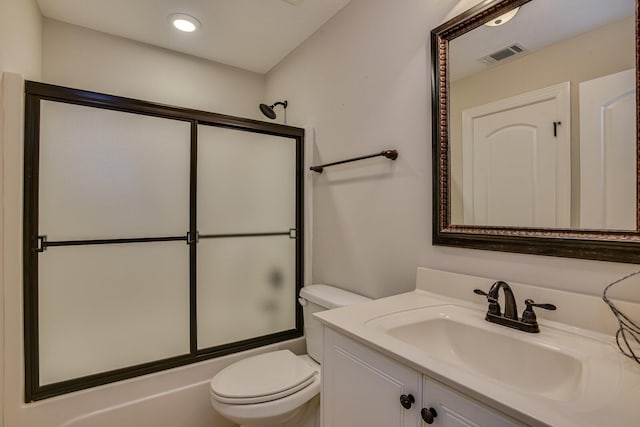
[{"xmin": 209, "ymin": 284, "xmax": 371, "ymax": 427}]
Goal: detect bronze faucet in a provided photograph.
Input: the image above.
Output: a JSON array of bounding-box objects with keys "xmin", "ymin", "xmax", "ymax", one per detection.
[{"xmin": 474, "ymin": 281, "xmax": 556, "ymax": 333}]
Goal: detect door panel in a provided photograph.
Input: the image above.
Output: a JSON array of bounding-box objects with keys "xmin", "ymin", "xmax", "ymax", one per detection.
[
  {"xmin": 196, "ymin": 236, "xmax": 296, "ymax": 349},
  {"xmin": 462, "ymin": 83, "xmax": 571, "ymax": 227},
  {"xmin": 322, "ymin": 329, "xmax": 421, "ymax": 427},
  {"xmin": 423, "ymin": 377, "xmax": 523, "ymax": 427},
  {"xmin": 197, "ymin": 124, "xmax": 296, "ymax": 235},
  {"xmin": 579, "ymin": 68, "xmax": 636, "ymax": 230},
  {"xmin": 39, "ymin": 101, "xmax": 190, "ymax": 240},
  {"xmin": 38, "ymin": 242, "xmax": 190, "ymax": 385}
]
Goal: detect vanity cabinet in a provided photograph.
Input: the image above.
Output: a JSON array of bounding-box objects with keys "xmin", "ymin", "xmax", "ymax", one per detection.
[
  {"xmin": 322, "ymin": 327, "xmax": 524, "ymax": 427},
  {"xmin": 422, "ymin": 377, "xmax": 522, "ymax": 427},
  {"xmin": 322, "ymin": 327, "xmax": 422, "ymax": 427}
]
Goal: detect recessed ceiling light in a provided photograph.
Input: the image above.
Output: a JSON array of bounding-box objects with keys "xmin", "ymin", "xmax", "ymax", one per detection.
[
  {"xmin": 170, "ymin": 13, "xmax": 201, "ymax": 33},
  {"xmin": 485, "ymin": 7, "xmax": 519, "ymax": 27}
]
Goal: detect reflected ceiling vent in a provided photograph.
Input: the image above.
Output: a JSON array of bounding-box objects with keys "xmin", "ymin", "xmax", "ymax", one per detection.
[{"xmin": 480, "ymin": 43, "xmax": 527, "ymax": 64}]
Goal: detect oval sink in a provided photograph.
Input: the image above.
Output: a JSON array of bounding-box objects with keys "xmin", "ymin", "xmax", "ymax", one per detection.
[{"xmin": 365, "ymin": 305, "xmax": 620, "ymax": 402}]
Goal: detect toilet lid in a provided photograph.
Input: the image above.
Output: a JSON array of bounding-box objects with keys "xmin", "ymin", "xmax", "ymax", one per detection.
[{"xmin": 210, "ymin": 350, "xmax": 317, "ymax": 404}]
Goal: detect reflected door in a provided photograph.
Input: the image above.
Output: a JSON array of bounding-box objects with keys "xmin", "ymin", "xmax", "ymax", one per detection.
[
  {"xmin": 462, "ymin": 83, "xmax": 571, "ymax": 227},
  {"xmin": 579, "ymin": 68, "xmax": 637, "ymax": 230}
]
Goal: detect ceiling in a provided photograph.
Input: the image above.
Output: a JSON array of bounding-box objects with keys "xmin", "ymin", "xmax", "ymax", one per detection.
[
  {"xmin": 449, "ymin": 0, "xmax": 635, "ymax": 81},
  {"xmin": 37, "ymin": 0, "xmax": 351, "ymax": 74}
]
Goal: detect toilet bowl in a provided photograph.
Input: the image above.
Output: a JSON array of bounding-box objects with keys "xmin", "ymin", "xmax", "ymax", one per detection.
[
  {"xmin": 209, "ymin": 285, "xmax": 371, "ymax": 427},
  {"xmin": 210, "ymin": 351, "xmax": 320, "ymax": 427}
]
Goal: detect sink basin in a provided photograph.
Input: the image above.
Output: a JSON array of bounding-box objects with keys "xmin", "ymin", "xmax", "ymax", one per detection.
[{"xmin": 365, "ymin": 305, "xmax": 620, "ymax": 402}]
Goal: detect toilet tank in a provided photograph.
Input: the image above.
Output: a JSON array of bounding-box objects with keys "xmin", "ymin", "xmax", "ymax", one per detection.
[{"xmin": 298, "ymin": 284, "xmax": 371, "ymax": 363}]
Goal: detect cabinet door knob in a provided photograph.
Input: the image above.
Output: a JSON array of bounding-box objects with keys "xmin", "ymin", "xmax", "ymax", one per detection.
[
  {"xmin": 421, "ymin": 407, "xmax": 438, "ymax": 424},
  {"xmin": 399, "ymin": 394, "xmax": 415, "ymax": 409}
]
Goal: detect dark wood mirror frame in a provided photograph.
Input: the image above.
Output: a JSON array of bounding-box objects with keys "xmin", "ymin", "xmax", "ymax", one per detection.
[{"xmin": 431, "ymin": 0, "xmax": 640, "ymax": 263}]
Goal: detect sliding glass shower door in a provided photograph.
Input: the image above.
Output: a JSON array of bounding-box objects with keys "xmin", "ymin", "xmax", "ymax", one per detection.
[
  {"xmin": 196, "ymin": 125, "xmax": 297, "ymax": 349},
  {"xmin": 23, "ymin": 81, "xmax": 304, "ymax": 401},
  {"xmin": 37, "ymin": 101, "xmax": 192, "ymax": 385}
]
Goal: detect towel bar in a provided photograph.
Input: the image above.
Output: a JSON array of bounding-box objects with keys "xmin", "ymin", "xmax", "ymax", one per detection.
[{"xmin": 310, "ymin": 149, "xmax": 398, "ymax": 173}]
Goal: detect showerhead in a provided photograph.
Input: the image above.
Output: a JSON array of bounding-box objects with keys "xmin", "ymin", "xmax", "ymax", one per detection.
[
  {"xmin": 259, "ymin": 100, "xmax": 288, "ymax": 120},
  {"xmin": 259, "ymin": 103, "xmax": 277, "ymax": 119}
]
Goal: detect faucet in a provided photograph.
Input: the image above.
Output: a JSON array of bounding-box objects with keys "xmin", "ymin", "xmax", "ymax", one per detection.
[
  {"xmin": 489, "ymin": 280, "xmax": 518, "ymax": 320},
  {"xmin": 474, "ymin": 281, "xmax": 556, "ymax": 333}
]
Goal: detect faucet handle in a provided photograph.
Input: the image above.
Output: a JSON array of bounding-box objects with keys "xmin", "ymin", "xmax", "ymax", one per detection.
[
  {"xmin": 522, "ymin": 299, "xmax": 556, "ymax": 324},
  {"xmin": 473, "ymin": 289, "xmax": 501, "ymax": 316},
  {"xmin": 525, "ymin": 299, "xmax": 556, "ymax": 311}
]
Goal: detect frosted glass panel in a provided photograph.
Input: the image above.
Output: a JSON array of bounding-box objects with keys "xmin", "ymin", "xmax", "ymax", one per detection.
[
  {"xmin": 38, "ymin": 242, "xmax": 190, "ymax": 385},
  {"xmin": 197, "ymin": 236, "xmax": 296, "ymax": 349},
  {"xmin": 39, "ymin": 101, "xmax": 190, "ymax": 240},
  {"xmin": 198, "ymin": 125, "xmax": 296, "ymax": 234}
]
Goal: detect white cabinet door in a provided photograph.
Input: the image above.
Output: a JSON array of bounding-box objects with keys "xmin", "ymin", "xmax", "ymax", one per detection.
[
  {"xmin": 322, "ymin": 328, "xmax": 422, "ymax": 427},
  {"xmin": 422, "ymin": 377, "xmax": 523, "ymax": 427}
]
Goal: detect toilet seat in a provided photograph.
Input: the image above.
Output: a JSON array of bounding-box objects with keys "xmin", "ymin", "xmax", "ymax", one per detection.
[{"xmin": 210, "ymin": 350, "xmax": 318, "ymax": 405}]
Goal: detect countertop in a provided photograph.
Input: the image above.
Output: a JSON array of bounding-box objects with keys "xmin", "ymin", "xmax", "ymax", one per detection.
[{"xmin": 315, "ymin": 289, "xmax": 640, "ymax": 427}]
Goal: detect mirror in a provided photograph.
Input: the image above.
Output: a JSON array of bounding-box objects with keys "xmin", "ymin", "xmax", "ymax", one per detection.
[{"xmin": 432, "ymin": 0, "xmax": 640, "ymax": 263}]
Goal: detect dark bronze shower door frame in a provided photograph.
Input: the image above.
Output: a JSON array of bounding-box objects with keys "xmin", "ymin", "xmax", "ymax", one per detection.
[{"xmin": 23, "ymin": 81, "xmax": 305, "ymax": 402}]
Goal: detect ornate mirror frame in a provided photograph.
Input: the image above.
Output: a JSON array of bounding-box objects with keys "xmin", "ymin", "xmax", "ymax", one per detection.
[{"xmin": 432, "ymin": 0, "xmax": 640, "ymax": 263}]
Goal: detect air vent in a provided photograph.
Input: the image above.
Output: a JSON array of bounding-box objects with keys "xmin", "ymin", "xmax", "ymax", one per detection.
[{"xmin": 480, "ymin": 43, "xmax": 527, "ymax": 64}]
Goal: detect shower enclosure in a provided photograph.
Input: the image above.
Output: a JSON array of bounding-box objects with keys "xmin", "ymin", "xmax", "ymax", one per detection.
[{"xmin": 23, "ymin": 82, "xmax": 304, "ymax": 401}]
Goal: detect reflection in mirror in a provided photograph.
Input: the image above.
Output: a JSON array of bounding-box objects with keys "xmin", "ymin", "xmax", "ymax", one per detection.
[{"xmin": 448, "ymin": 0, "xmax": 636, "ymax": 230}]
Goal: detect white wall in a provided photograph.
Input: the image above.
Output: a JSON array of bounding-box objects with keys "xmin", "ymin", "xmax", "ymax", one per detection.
[
  {"xmin": 265, "ymin": 0, "xmax": 640, "ymax": 303},
  {"xmin": 1, "ymin": 0, "xmax": 42, "ymax": 424},
  {"xmin": 42, "ymin": 19, "xmax": 266, "ymax": 120},
  {"xmin": 0, "ymin": 0, "xmax": 42, "ymax": 80}
]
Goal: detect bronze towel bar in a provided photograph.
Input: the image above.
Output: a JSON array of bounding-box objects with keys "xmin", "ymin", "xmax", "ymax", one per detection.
[{"xmin": 310, "ymin": 149, "xmax": 398, "ymax": 173}]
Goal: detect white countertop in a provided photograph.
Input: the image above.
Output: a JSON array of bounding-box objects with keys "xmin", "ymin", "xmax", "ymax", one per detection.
[{"xmin": 315, "ymin": 289, "xmax": 640, "ymax": 427}]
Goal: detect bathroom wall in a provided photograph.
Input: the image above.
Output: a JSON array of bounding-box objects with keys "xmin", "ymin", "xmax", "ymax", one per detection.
[
  {"xmin": 265, "ymin": 0, "xmax": 640, "ymax": 303},
  {"xmin": 1, "ymin": 1, "xmax": 42, "ymax": 424},
  {"xmin": 0, "ymin": 0, "xmax": 42, "ymax": 80},
  {"xmin": 42, "ymin": 19, "xmax": 266, "ymax": 120}
]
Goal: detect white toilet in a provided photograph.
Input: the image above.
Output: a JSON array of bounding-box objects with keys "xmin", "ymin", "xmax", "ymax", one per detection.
[{"xmin": 209, "ymin": 285, "xmax": 371, "ymax": 427}]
